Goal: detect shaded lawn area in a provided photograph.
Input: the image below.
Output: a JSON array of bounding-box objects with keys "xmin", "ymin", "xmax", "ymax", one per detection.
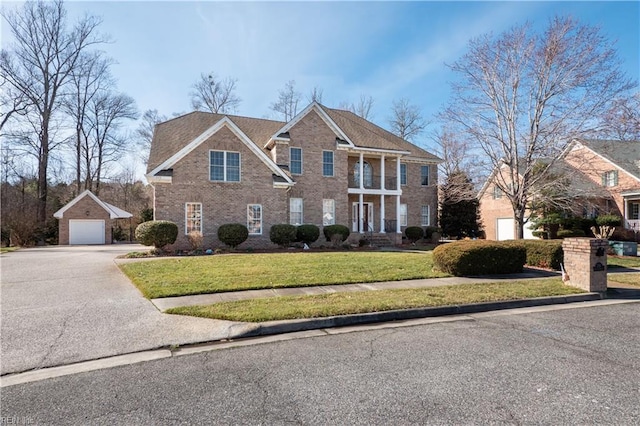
[
  {"xmin": 608, "ymin": 256, "xmax": 640, "ymax": 269},
  {"xmin": 608, "ymin": 273, "xmax": 640, "ymax": 287},
  {"xmin": 120, "ymin": 251, "xmax": 448, "ymax": 299},
  {"xmin": 0, "ymin": 247, "xmax": 18, "ymax": 253},
  {"xmin": 166, "ymin": 278, "xmax": 586, "ymax": 322}
]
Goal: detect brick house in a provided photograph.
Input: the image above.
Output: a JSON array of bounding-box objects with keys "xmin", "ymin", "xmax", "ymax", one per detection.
[
  {"xmin": 146, "ymin": 102, "xmax": 442, "ymax": 249},
  {"xmin": 478, "ymin": 139, "xmax": 640, "ymax": 240}
]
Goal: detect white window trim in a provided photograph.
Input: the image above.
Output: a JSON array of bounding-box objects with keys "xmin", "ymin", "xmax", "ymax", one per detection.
[
  {"xmin": 209, "ymin": 150, "xmax": 241, "ymax": 182},
  {"xmin": 290, "ymin": 147, "xmax": 303, "ymax": 175},
  {"xmin": 421, "ymin": 205, "xmax": 430, "ymax": 226},
  {"xmin": 247, "ymin": 204, "xmax": 262, "ymax": 235},
  {"xmin": 290, "ymin": 197, "xmax": 303, "ymax": 225},
  {"xmin": 322, "ymin": 150, "xmax": 334, "ymax": 177},
  {"xmin": 400, "ymin": 203, "xmax": 407, "ymax": 227},
  {"xmin": 185, "ymin": 202, "xmax": 202, "ymax": 235},
  {"xmin": 400, "ymin": 163, "xmax": 407, "ymax": 186},
  {"xmin": 323, "ymin": 199, "xmax": 335, "ymax": 226}
]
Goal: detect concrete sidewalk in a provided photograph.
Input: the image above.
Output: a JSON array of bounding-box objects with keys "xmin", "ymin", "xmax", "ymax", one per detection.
[{"xmin": 151, "ymin": 268, "xmax": 562, "ymax": 311}]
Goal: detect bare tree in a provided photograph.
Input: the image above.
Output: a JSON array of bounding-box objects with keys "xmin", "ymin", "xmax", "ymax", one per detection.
[
  {"xmin": 136, "ymin": 109, "xmax": 167, "ymax": 164},
  {"xmin": 307, "ymin": 86, "xmax": 324, "ymax": 104},
  {"xmin": 270, "ymin": 80, "xmax": 301, "ymax": 121},
  {"xmin": 338, "ymin": 95, "xmax": 375, "ymax": 120},
  {"xmin": 0, "ymin": 0, "xmax": 105, "ymax": 228},
  {"xmin": 441, "ymin": 16, "xmax": 635, "ymax": 238},
  {"xmin": 0, "ymin": 73, "xmax": 30, "ymax": 133},
  {"xmin": 599, "ymin": 92, "xmax": 640, "ymax": 141},
  {"xmin": 389, "ymin": 98, "xmax": 426, "ymax": 142},
  {"xmin": 190, "ymin": 73, "xmax": 241, "ymax": 114}
]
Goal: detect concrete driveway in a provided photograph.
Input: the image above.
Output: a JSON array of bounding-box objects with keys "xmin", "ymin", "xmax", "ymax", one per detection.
[{"xmin": 0, "ymin": 245, "xmax": 254, "ymax": 376}]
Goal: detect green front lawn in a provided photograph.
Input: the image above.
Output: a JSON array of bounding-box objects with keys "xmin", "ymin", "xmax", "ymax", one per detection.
[
  {"xmin": 120, "ymin": 251, "xmax": 448, "ymax": 299},
  {"xmin": 0, "ymin": 247, "xmax": 18, "ymax": 253},
  {"xmin": 167, "ymin": 278, "xmax": 585, "ymax": 322},
  {"xmin": 608, "ymin": 256, "xmax": 640, "ymax": 269},
  {"xmin": 608, "ymin": 273, "xmax": 640, "ymax": 287}
]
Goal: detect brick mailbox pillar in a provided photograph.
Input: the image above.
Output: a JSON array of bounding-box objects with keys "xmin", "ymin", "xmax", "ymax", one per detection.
[{"xmin": 562, "ymin": 238, "xmax": 608, "ymax": 293}]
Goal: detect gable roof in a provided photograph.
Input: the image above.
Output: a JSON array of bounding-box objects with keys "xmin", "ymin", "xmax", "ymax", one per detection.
[
  {"xmin": 54, "ymin": 190, "xmax": 133, "ymax": 219},
  {"xmin": 575, "ymin": 139, "xmax": 640, "ymax": 182}
]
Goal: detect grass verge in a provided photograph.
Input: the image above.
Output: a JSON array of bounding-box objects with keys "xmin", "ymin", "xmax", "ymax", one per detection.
[
  {"xmin": 608, "ymin": 255, "xmax": 640, "ymax": 269},
  {"xmin": 166, "ymin": 278, "xmax": 585, "ymax": 322},
  {"xmin": 0, "ymin": 247, "xmax": 18, "ymax": 253},
  {"xmin": 119, "ymin": 251, "xmax": 448, "ymax": 299},
  {"xmin": 608, "ymin": 273, "xmax": 640, "ymax": 287}
]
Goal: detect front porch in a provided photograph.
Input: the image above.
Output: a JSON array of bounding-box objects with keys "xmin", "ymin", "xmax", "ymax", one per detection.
[{"xmin": 622, "ymin": 193, "xmax": 640, "ymax": 231}]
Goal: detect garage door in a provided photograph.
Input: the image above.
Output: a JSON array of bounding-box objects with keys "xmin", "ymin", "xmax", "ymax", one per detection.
[
  {"xmin": 496, "ymin": 218, "xmax": 515, "ymax": 241},
  {"xmin": 69, "ymin": 220, "xmax": 105, "ymax": 245}
]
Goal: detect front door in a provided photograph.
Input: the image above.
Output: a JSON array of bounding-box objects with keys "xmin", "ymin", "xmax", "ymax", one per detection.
[{"xmin": 352, "ymin": 202, "xmax": 374, "ymax": 232}]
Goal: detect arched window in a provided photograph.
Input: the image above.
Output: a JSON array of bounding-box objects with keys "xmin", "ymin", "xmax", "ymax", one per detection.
[{"xmin": 354, "ymin": 161, "xmax": 373, "ymax": 188}]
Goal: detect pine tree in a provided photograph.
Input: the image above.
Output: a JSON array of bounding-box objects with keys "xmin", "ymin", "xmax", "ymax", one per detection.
[{"xmin": 439, "ymin": 171, "xmax": 481, "ymax": 239}]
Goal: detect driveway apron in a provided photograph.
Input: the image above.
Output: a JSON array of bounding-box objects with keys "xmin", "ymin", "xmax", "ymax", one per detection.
[{"xmin": 0, "ymin": 245, "xmax": 254, "ymax": 375}]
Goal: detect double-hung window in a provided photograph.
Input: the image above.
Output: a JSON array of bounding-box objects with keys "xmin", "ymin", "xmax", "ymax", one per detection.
[
  {"xmin": 210, "ymin": 151, "xmax": 240, "ymax": 182},
  {"xmin": 322, "ymin": 151, "xmax": 334, "ymax": 177},
  {"xmin": 290, "ymin": 198, "xmax": 303, "ymax": 225},
  {"xmin": 493, "ymin": 185, "xmax": 503, "ymax": 199},
  {"xmin": 421, "ymin": 165, "xmax": 429, "ymax": 186},
  {"xmin": 400, "ymin": 204, "xmax": 407, "ymax": 227},
  {"xmin": 290, "ymin": 147, "xmax": 302, "ymax": 175},
  {"xmin": 247, "ymin": 204, "xmax": 262, "ymax": 235},
  {"xmin": 185, "ymin": 203, "xmax": 202, "ymax": 234},
  {"xmin": 323, "ymin": 199, "xmax": 335, "ymax": 225},
  {"xmin": 400, "ymin": 163, "xmax": 407, "ymax": 186},
  {"xmin": 602, "ymin": 170, "xmax": 618, "ymax": 187},
  {"xmin": 421, "ymin": 205, "xmax": 430, "ymax": 226}
]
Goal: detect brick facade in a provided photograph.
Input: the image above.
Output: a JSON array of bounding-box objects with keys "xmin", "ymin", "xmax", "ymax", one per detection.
[
  {"xmin": 562, "ymin": 238, "xmax": 608, "ymax": 292},
  {"xmin": 57, "ymin": 195, "xmax": 113, "ymax": 245}
]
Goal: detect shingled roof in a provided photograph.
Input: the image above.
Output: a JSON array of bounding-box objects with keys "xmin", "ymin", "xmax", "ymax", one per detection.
[
  {"xmin": 578, "ymin": 139, "xmax": 640, "ymax": 181},
  {"xmin": 147, "ymin": 105, "xmax": 442, "ymax": 175}
]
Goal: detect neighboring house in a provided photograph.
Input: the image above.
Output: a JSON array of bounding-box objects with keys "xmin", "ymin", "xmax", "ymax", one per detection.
[
  {"xmin": 478, "ymin": 139, "xmax": 640, "ymax": 240},
  {"xmin": 54, "ymin": 190, "xmax": 132, "ymax": 245},
  {"xmin": 146, "ymin": 102, "xmax": 441, "ymax": 249}
]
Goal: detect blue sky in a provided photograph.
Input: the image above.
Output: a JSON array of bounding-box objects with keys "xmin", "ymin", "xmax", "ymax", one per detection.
[{"xmin": 3, "ymin": 1, "xmax": 639, "ymax": 155}]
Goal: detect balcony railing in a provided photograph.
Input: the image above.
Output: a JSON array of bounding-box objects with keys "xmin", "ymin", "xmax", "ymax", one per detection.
[
  {"xmin": 625, "ymin": 219, "xmax": 640, "ymax": 231},
  {"xmin": 348, "ymin": 175, "xmax": 398, "ymax": 190}
]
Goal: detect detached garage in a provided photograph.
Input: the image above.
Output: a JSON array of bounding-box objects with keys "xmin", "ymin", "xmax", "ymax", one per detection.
[{"xmin": 54, "ymin": 190, "xmax": 132, "ymax": 245}]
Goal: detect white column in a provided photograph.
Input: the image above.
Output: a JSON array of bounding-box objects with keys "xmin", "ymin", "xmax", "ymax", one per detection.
[
  {"xmin": 359, "ymin": 193, "xmax": 364, "ymax": 233},
  {"xmin": 396, "ymin": 194, "xmax": 401, "ymax": 233},
  {"xmin": 359, "ymin": 152, "xmax": 364, "ymax": 189},
  {"xmin": 396, "ymin": 157, "xmax": 401, "ymax": 191},
  {"xmin": 380, "ymin": 194, "xmax": 385, "ymax": 233},
  {"xmin": 381, "ymin": 154, "xmax": 386, "ymax": 190}
]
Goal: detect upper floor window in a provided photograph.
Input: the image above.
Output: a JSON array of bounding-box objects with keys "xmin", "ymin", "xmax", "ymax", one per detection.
[
  {"xmin": 493, "ymin": 185, "xmax": 503, "ymax": 199},
  {"xmin": 290, "ymin": 198, "xmax": 303, "ymax": 225},
  {"xmin": 400, "ymin": 163, "xmax": 407, "ymax": 186},
  {"xmin": 602, "ymin": 170, "xmax": 618, "ymax": 187},
  {"xmin": 247, "ymin": 204, "xmax": 262, "ymax": 235},
  {"xmin": 421, "ymin": 165, "xmax": 430, "ymax": 186},
  {"xmin": 210, "ymin": 151, "xmax": 240, "ymax": 182},
  {"xmin": 290, "ymin": 147, "xmax": 302, "ymax": 175},
  {"xmin": 323, "ymin": 151, "xmax": 334, "ymax": 177},
  {"xmin": 354, "ymin": 161, "xmax": 373, "ymax": 188},
  {"xmin": 421, "ymin": 205, "xmax": 430, "ymax": 226},
  {"xmin": 185, "ymin": 203, "xmax": 202, "ymax": 234}
]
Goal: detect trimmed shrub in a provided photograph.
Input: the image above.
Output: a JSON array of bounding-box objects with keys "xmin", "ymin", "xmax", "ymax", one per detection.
[
  {"xmin": 135, "ymin": 220, "xmax": 178, "ymax": 249},
  {"xmin": 218, "ymin": 223, "xmax": 249, "ymax": 249},
  {"xmin": 503, "ymin": 240, "xmax": 564, "ymax": 270},
  {"xmin": 424, "ymin": 226, "xmax": 441, "ymax": 239},
  {"xmin": 556, "ymin": 229, "xmax": 586, "ymax": 238},
  {"xmin": 433, "ymin": 240, "xmax": 526, "ymax": 276},
  {"xmin": 596, "ymin": 214, "xmax": 622, "ymax": 227},
  {"xmin": 405, "ymin": 226, "xmax": 424, "ymax": 243},
  {"xmin": 270, "ymin": 224, "xmax": 297, "ymax": 247},
  {"xmin": 296, "ymin": 224, "xmax": 320, "ymax": 245},
  {"xmin": 323, "ymin": 224, "xmax": 350, "ymax": 243}
]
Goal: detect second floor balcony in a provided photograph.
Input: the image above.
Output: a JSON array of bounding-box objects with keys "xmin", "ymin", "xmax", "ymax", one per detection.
[{"xmin": 348, "ymin": 175, "xmax": 398, "ymax": 191}]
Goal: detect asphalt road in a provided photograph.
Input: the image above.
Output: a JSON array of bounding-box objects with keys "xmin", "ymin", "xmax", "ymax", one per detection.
[
  {"xmin": 0, "ymin": 245, "xmax": 253, "ymax": 375},
  {"xmin": 2, "ymin": 303, "xmax": 638, "ymax": 425}
]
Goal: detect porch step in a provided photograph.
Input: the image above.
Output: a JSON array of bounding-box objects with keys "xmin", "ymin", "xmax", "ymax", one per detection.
[{"xmin": 368, "ymin": 234, "xmax": 394, "ymax": 247}]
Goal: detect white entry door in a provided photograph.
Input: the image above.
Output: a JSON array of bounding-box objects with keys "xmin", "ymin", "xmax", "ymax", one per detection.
[
  {"xmin": 69, "ymin": 219, "xmax": 105, "ymax": 245},
  {"xmin": 496, "ymin": 218, "xmax": 515, "ymax": 241},
  {"xmin": 352, "ymin": 202, "xmax": 374, "ymax": 232}
]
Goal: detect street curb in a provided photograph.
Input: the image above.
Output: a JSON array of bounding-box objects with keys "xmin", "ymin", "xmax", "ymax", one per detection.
[{"xmin": 237, "ymin": 293, "xmax": 603, "ymax": 338}]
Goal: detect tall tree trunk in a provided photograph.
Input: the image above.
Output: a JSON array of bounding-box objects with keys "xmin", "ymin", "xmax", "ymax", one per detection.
[{"xmin": 37, "ymin": 125, "xmax": 49, "ymax": 230}]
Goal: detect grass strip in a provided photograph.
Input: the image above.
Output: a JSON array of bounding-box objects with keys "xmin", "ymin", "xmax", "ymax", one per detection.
[
  {"xmin": 608, "ymin": 273, "xmax": 640, "ymax": 287},
  {"xmin": 0, "ymin": 247, "xmax": 18, "ymax": 253},
  {"xmin": 119, "ymin": 251, "xmax": 447, "ymax": 299},
  {"xmin": 166, "ymin": 278, "xmax": 585, "ymax": 322},
  {"xmin": 608, "ymin": 256, "xmax": 640, "ymax": 269}
]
